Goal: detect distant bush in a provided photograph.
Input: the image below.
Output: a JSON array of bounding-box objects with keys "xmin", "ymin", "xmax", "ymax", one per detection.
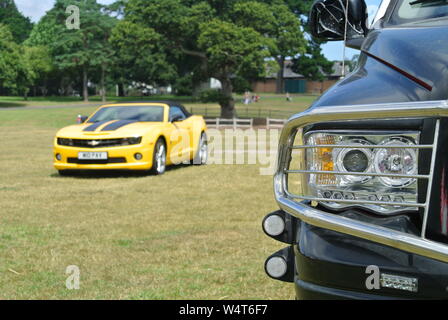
[
  {"xmin": 198, "ymin": 89, "xmax": 229, "ymax": 105},
  {"xmin": 173, "ymin": 75, "xmax": 194, "ymax": 96}
]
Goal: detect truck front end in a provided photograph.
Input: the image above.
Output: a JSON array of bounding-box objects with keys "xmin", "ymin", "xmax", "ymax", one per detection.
[{"xmin": 263, "ymin": 0, "xmax": 448, "ymax": 299}]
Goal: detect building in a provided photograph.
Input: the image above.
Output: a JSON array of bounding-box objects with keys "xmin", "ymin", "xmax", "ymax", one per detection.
[{"xmin": 252, "ymin": 60, "xmax": 350, "ymax": 94}]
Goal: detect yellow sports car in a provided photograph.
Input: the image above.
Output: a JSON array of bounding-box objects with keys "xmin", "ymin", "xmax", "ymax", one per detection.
[{"xmin": 54, "ymin": 102, "xmax": 208, "ymax": 175}]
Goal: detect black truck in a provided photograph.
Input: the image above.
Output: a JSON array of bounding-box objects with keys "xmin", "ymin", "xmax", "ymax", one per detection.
[{"xmin": 263, "ymin": 0, "xmax": 448, "ymax": 299}]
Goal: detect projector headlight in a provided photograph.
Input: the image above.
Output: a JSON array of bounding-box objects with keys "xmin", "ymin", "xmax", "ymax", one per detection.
[
  {"xmin": 302, "ymin": 131, "xmax": 419, "ymax": 215},
  {"xmin": 335, "ymin": 138, "xmax": 373, "ymax": 185}
]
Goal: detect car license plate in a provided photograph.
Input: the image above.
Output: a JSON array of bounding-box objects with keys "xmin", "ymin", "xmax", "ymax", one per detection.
[{"xmin": 78, "ymin": 152, "xmax": 108, "ymax": 160}]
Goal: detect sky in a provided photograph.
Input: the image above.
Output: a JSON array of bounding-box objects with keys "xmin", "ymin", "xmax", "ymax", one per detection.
[{"xmin": 15, "ymin": 0, "xmax": 382, "ymax": 61}]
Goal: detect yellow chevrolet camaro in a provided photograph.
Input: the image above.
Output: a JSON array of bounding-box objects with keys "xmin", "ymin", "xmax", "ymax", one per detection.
[{"xmin": 54, "ymin": 102, "xmax": 208, "ymax": 175}]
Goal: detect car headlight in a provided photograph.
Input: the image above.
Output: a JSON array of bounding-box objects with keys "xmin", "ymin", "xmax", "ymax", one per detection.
[
  {"xmin": 374, "ymin": 137, "xmax": 418, "ymax": 188},
  {"xmin": 57, "ymin": 138, "xmax": 74, "ymax": 146},
  {"xmin": 303, "ymin": 131, "xmax": 420, "ymax": 215},
  {"xmin": 122, "ymin": 137, "xmax": 142, "ymax": 146}
]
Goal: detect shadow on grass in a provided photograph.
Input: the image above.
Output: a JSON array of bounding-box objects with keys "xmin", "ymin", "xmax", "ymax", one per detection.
[
  {"xmin": 0, "ymin": 102, "xmax": 27, "ymax": 108},
  {"xmin": 50, "ymin": 164, "xmax": 193, "ymax": 179}
]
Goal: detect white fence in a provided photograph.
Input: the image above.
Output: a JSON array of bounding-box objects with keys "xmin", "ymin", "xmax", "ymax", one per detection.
[
  {"xmin": 205, "ymin": 118, "xmax": 287, "ymax": 129},
  {"xmin": 205, "ymin": 118, "xmax": 254, "ymax": 129},
  {"xmin": 266, "ymin": 118, "xmax": 287, "ymax": 129}
]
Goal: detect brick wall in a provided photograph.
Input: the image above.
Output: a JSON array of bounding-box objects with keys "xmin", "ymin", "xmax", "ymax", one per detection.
[
  {"xmin": 252, "ymin": 80, "xmax": 277, "ymax": 93},
  {"xmin": 252, "ymin": 79, "xmax": 339, "ymax": 94},
  {"xmin": 306, "ymin": 80, "xmax": 338, "ymax": 94}
]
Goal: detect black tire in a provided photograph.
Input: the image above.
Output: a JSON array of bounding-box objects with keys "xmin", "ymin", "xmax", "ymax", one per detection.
[
  {"xmin": 150, "ymin": 138, "xmax": 167, "ymax": 175},
  {"xmin": 193, "ymin": 132, "xmax": 208, "ymax": 165}
]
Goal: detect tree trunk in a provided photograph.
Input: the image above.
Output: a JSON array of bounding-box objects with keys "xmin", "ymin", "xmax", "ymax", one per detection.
[
  {"xmin": 276, "ymin": 57, "xmax": 285, "ymax": 94},
  {"xmin": 118, "ymin": 82, "xmax": 126, "ymax": 97},
  {"xmin": 82, "ymin": 66, "xmax": 89, "ymax": 102},
  {"xmin": 101, "ymin": 64, "xmax": 106, "ymax": 102},
  {"xmin": 219, "ymin": 77, "xmax": 236, "ymax": 119}
]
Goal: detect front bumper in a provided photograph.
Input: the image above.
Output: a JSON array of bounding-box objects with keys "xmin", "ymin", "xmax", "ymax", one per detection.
[
  {"xmin": 264, "ymin": 100, "xmax": 448, "ymax": 299},
  {"xmin": 53, "ymin": 144, "xmax": 154, "ymax": 171},
  {"xmin": 265, "ymin": 209, "xmax": 448, "ymax": 299}
]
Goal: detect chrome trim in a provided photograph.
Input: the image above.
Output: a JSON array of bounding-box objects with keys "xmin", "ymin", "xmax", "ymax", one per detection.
[
  {"xmin": 292, "ymin": 144, "xmax": 432, "ymax": 149},
  {"xmin": 284, "ymin": 193, "xmax": 425, "ymax": 208},
  {"xmin": 285, "ymin": 170, "xmax": 429, "ymax": 180},
  {"xmin": 421, "ymin": 120, "xmax": 440, "ymax": 237},
  {"xmin": 275, "ymin": 100, "xmax": 448, "ymax": 262}
]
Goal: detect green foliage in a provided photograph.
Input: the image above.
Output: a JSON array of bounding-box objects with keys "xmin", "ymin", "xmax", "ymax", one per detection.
[
  {"xmin": 198, "ymin": 89, "xmax": 228, "ymax": 104},
  {"xmin": 0, "ymin": 24, "xmax": 31, "ymax": 96},
  {"xmin": 24, "ymin": 0, "xmax": 118, "ymax": 100},
  {"xmin": 173, "ymin": 74, "xmax": 194, "ymax": 96},
  {"xmin": 119, "ymin": 0, "xmax": 305, "ymax": 117},
  {"xmin": 292, "ymin": 40, "xmax": 334, "ymax": 82},
  {"xmin": 0, "ymin": 0, "xmax": 33, "ymax": 43},
  {"xmin": 197, "ymin": 19, "xmax": 267, "ymax": 77},
  {"xmin": 22, "ymin": 46, "xmax": 54, "ymax": 86},
  {"xmin": 233, "ymin": 1, "xmax": 306, "ymax": 59},
  {"xmin": 110, "ymin": 20, "xmax": 176, "ymax": 86}
]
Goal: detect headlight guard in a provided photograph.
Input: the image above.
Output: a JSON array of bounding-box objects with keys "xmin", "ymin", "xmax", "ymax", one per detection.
[{"xmin": 300, "ymin": 130, "xmax": 420, "ymax": 215}]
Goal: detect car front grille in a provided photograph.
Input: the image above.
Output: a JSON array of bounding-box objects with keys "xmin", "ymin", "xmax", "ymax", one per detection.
[
  {"xmin": 67, "ymin": 157, "xmax": 127, "ymax": 165},
  {"xmin": 57, "ymin": 138, "xmax": 141, "ymax": 148},
  {"xmin": 274, "ymin": 100, "xmax": 448, "ymax": 263}
]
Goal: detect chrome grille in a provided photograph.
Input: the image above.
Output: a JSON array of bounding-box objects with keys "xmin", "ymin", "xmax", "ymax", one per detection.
[{"xmin": 274, "ymin": 100, "xmax": 448, "ymax": 263}]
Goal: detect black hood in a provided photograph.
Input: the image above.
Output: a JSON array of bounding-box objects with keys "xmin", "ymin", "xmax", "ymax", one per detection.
[{"xmin": 312, "ymin": 25, "xmax": 448, "ymax": 109}]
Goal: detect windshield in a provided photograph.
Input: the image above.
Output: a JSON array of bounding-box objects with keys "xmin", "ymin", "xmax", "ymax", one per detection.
[
  {"xmin": 88, "ymin": 106, "xmax": 165, "ymax": 123},
  {"xmin": 390, "ymin": 0, "xmax": 448, "ymax": 24}
]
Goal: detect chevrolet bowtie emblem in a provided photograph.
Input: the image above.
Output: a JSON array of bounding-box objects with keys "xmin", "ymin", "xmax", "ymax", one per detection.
[{"xmin": 88, "ymin": 140, "xmax": 100, "ymax": 147}]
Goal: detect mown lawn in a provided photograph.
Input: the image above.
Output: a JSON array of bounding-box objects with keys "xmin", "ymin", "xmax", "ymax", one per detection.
[
  {"xmin": 0, "ymin": 93, "xmax": 317, "ymax": 119},
  {"xmin": 0, "ymin": 105, "xmax": 297, "ymax": 299}
]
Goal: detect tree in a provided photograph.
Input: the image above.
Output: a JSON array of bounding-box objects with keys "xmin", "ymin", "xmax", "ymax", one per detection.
[
  {"xmin": 0, "ymin": 24, "xmax": 31, "ymax": 98},
  {"xmin": 26, "ymin": 0, "xmax": 117, "ymax": 102},
  {"xmin": 287, "ymin": 0, "xmax": 335, "ymax": 93},
  {"xmin": 233, "ymin": 0, "xmax": 306, "ymax": 93},
  {"xmin": 117, "ymin": 0, "xmax": 301, "ymax": 118},
  {"xmin": 0, "ymin": 0, "xmax": 33, "ymax": 43},
  {"xmin": 22, "ymin": 46, "xmax": 53, "ymax": 99},
  {"xmin": 292, "ymin": 40, "xmax": 334, "ymax": 93},
  {"xmin": 110, "ymin": 20, "xmax": 177, "ymax": 97}
]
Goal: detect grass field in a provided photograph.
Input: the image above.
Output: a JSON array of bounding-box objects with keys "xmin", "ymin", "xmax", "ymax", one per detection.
[
  {"xmin": 0, "ymin": 100, "xmax": 312, "ymax": 299},
  {"xmin": 0, "ymin": 94, "xmax": 317, "ymax": 119}
]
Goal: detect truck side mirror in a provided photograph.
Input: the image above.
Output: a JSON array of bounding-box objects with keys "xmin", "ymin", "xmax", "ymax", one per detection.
[{"xmin": 310, "ymin": 0, "xmax": 368, "ymax": 41}]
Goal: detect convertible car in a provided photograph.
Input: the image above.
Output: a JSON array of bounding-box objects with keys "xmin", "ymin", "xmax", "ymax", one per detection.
[{"xmin": 54, "ymin": 102, "xmax": 208, "ymax": 175}]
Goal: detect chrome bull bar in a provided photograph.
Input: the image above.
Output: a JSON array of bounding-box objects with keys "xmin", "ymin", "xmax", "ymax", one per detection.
[{"xmin": 274, "ymin": 100, "xmax": 448, "ymax": 263}]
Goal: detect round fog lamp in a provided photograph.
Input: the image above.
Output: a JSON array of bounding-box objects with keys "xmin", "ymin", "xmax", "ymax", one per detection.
[
  {"xmin": 134, "ymin": 153, "xmax": 143, "ymax": 161},
  {"xmin": 263, "ymin": 215, "xmax": 285, "ymax": 237},
  {"xmin": 265, "ymin": 256, "xmax": 287, "ymax": 278},
  {"xmin": 56, "ymin": 154, "xmax": 62, "ymax": 161}
]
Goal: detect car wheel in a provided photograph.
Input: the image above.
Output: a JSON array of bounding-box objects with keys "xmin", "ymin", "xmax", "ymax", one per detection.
[
  {"xmin": 150, "ymin": 138, "xmax": 167, "ymax": 175},
  {"xmin": 193, "ymin": 132, "xmax": 208, "ymax": 165}
]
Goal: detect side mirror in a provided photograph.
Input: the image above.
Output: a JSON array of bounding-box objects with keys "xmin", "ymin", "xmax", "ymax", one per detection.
[
  {"xmin": 77, "ymin": 115, "xmax": 88, "ymax": 124},
  {"xmin": 310, "ymin": 0, "xmax": 368, "ymax": 41},
  {"xmin": 171, "ymin": 115, "xmax": 183, "ymax": 123}
]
